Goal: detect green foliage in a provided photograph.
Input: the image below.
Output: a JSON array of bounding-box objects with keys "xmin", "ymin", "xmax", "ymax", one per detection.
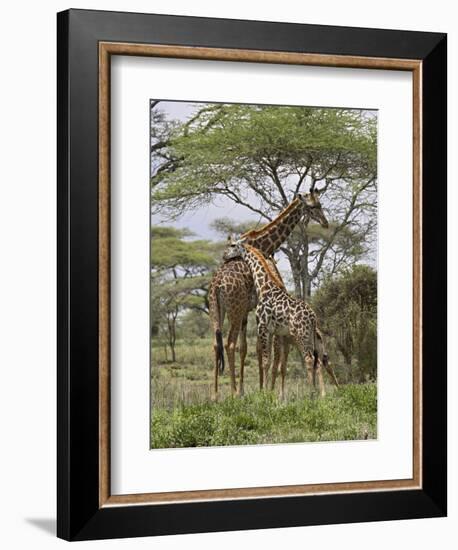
[
  {"xmin": 151, "ymin": 226, "xmax": 218, "ymax": 271},
  {"xmin": 210, "ymin": 217, "xmax": 262, "ymax": 239},
  {"xmin": 313, "ymin": 265, "xmax": 377, "ymax": 382},
  {"xmin": 151, "ymin": 384, "xmax": 377, "ymax": 448},
  {"xmin": 152, "ymin": 104, "xmax": 376, "ymax": 215},
  {"xmin": 151, "ymin": 225, "xmax": 219, "ymax": 360}
]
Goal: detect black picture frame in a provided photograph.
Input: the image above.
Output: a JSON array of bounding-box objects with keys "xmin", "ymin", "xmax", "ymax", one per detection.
[{"xmin": 57, "ymin": 8, "xmax": 447, "ymax": 541}]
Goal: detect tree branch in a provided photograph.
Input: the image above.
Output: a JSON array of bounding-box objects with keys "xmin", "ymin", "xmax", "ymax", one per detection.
[
  {"xmin": 219, "ymin": 185, "xmax": 273, "ymax": 221},
  {"xmin": 265, "ymin": 160, "xmax": 288, "ymax": 205},
  {"xmin": 310, "ymin": 177, "xmax": 375, "ymax": 279}
]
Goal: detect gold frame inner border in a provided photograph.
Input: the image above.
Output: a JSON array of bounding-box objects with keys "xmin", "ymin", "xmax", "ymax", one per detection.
[{"xmin": 98, "ymin": 41, "xmax": 422, "ymax": 507}]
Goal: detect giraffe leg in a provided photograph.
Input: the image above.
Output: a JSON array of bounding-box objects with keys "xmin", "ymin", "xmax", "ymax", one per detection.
[
  {"xmin": 305, "ymin": 352, "xmax": 316, "ymax": 396},
  {"xmin": 210, "ymin": 290, "xmax": 225, "ymax": 401},
  {"xmin": 306, "ymin": 359, "xmax": 314, "ymax": 386},
  {"xmin": 258, "ymin": 326, "xmax": 272, "ymax": 391},
  {"xmin": 280, "ymin": 338, "xmax": 290, "ymax": 401},
  {"xmin": 212, "ymin": 340, "xmax": 219, "ymax": 401},
  {"xmin": 315, "ymin": 359, "xmax": 326, "ymax": 398},
  {"xmin": 238, "ymin": 318, "xmax": 248, "ymax": 397},
  {"xmin": 315, "ymin": 330, "xmax": 338, "ymax": 390},
  {"xmin": 212, "ymin": 322, "xmax": 225, "ymax": 401},
  {"xmin": 225, "ymin": 323, "xmax": 240, "ymax": 396},
  {"xmin": 271, "ymin": 335, "xmax": 281, "ymax": 391},
  {"xmin": 324, "ymin": 357, "xmax": 340, "ymax": 388},
  {"xmin": 293, "ymin": 335, "xmax": 316, "ymax": 396},
  {"xmin": 257, "ymin": 337, "xmax": 264, "ymax": 390}
]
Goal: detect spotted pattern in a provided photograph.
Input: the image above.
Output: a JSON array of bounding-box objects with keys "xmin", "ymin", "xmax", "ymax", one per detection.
[
  {"xmin": 208, "ymin": 258, "xmax": 254, "ymax": 397},
  {"xmin": 209, "ymin": 192, "xmax": 328, "ymax": 399},
  {"xmin": 240, "ymin": 244, "xmax": 321, "ymax": 393}
]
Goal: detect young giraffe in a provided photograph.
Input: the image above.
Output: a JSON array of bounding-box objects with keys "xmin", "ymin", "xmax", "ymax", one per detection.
[
  {"xmin": 234, "ymin": 242, "xmax": 323, "ymax": 395},
  {"xmin": 209, "ymin": 190, "xmax": 328, "ymax": 399},
  {"xmin": 266, "ymin": 258, "xmax": 339, "ymax": 398}
]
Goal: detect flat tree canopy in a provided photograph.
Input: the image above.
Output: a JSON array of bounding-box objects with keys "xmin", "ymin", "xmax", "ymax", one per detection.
[{"xmin": 151, "ymin": 103, "xmax": 377, "ymax": 299}]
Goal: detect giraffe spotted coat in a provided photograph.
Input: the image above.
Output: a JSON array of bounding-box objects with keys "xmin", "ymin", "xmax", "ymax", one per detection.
[
  {"xmin": 238, "ymin": 243, "xmax": 324, "ymax": 395},
  {"xmin": 209, "ymin": 191, "xmax": 329, "ymax": 398}
]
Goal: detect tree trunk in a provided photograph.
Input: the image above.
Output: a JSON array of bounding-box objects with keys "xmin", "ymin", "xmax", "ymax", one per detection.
[
  {"xmin": 167, "ymin": 311, "xmax": 177, "ymax": 362},
  {"xmin": 344, "ymin": 356, "xmax": 352, "ymax": 384},
  {"xmin": 299, "ymin": 229, "xmax": 311, "ymax": 300},
  {"xmin": 284, "ymin": 226, "xmax": 311, "ymax": 300},
  {"xmin": 289, "ymin": 254, "xmax": 303, "ymax": 298},
  {"xmin": 287, "ymin": 253, "xmax": 312, "ymax": 300},
  {"xmin": 301, "ymin": 270, "xmax": 312, "ymax": 301}
]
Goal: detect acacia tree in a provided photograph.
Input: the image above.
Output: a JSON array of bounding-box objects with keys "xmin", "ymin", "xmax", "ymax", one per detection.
[
  {"xmin": 151, "ymin": 226, "xmax": 218, "ymax": 361},
  {"xmin": 151, "ymin": 103, "xmax": 377, "ymax": 299}
]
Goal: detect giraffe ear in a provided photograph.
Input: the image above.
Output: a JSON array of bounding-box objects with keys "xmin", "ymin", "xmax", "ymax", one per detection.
[
  {"xmin": 303, "ymin": 193, "xmax": 314, "ymax": 206},
  {"xmin": 227, "ymin": 234, "xmax": 232, "ymax": 243}
]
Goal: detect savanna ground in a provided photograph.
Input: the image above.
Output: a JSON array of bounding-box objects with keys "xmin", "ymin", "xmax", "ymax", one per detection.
[{"xmin": 150, "ymin": 337, "xmax": 377, "ymax": 449}]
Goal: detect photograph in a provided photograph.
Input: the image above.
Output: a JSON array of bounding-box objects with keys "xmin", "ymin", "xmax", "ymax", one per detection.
[
  {"xmin": 150, "ymin": 100, "xmax": 378, "ymax": 449},
  {"xmin": 51, "ymin": 6, "xmax": 446, "ymax": 542}
]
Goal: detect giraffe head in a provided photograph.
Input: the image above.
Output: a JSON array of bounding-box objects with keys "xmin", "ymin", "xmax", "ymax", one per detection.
[
  {"xmin": 296, "ymin": 190, "xmax": 329, "ymax": 228},
  {"xmin": 222, "ymin": 237, "xmax": 246, "ymax": 261},
  {"xmin": 222, "ymin": 235, "xmax": 243, "ymax": 261}
]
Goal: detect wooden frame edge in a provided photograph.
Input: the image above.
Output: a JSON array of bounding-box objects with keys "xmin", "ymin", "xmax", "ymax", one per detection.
[
  {"xmin": 412, "ymin": 63, "xmax": 423, "ymax": 488},
  {"xmin": 99, "ymin": 42, "xmax": 111, "ymax": 507},
  {"xmin": 105, "ymin": 478, "xmax": 421, "ymax": 507},
  {"xmin": 98, "ymin": 42, "xmax": 423, "ymax": 508},
  {"xmin": 100, "ymin": 41, "xmax": 420, "ymax": 70}
]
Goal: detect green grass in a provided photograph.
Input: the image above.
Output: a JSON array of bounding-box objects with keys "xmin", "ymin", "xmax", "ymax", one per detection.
[
  {"xmin": 150, "ymin": 338, "xmax": 377, "ymax": 448},
  {"xmin": 151, "ymin": 385, "xmax": 377, "ymax": 448}
]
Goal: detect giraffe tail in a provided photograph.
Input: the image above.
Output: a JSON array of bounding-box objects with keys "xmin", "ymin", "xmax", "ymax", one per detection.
[
  {"xmin": 323, "ymin": 354, "xmax": 340, "ymax": 388},
  {"xmin": 215, "ymin": 329, "xmax": 225, "ymax": 374},
  {"xmin": 322, "ymin": 351, "xmax": 329, "ymax": 368},
  {"xmin": 211, "ymin": 287, "xmax": 225, "ymax": 374},
  {"xmin": 313, "ymin": 349, "xmax": 319, "ymax": 370},
  {"xmin": 313, "ymin": 330, "xmax": 320, "ymax": 370},
  {"xmin": 315, "ymin": 328, "xmax": 339, "ymax": 387}
]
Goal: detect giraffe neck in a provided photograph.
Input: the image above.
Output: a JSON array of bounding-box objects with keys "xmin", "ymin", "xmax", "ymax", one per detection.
[
  {"xmin": 242, "ymin": 198, "xmax": 308, "ymax": 257},
  {"xmin": 243, "ymin": 245, "xmax": 284, "ymax": 294}
]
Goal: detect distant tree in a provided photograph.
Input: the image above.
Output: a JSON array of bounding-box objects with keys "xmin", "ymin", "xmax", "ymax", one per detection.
[
  {"xmin": 180, "ymin": 309, "xmax": 211, "ymax": 340},
  {"xmin": 151, "ymin": 226, "xmax": 218, "ymax": 361},
  {"xmin": 313, "ymin": 265, "xmax": 377, "ymax": 382},
  {"xmin": 210, "ymin": 217, "xmax": 260, "ymax": 239},
  {"xmin": 151, "ymin": 103, "xmax": 377, "ymax": 298}
]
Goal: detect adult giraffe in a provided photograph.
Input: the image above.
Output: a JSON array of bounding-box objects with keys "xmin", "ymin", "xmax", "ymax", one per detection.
[{"xmin": 209, "ymin": 189, "xmax": 328, "ymax": 399}]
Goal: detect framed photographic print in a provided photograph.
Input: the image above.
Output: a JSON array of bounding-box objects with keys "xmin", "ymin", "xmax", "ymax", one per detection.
[{"xmin": 57, "ymin": 9, "xmax": 447, "ymax": 541}]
